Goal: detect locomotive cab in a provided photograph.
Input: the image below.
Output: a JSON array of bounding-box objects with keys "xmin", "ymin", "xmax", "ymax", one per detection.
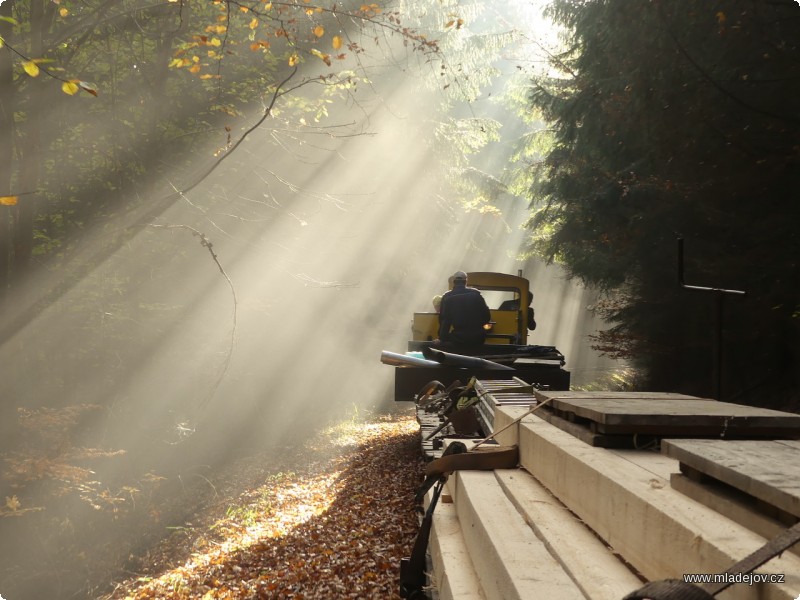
[{"xmin": 410, "ymin": 272, "xmax": 532, "ymax": 349}]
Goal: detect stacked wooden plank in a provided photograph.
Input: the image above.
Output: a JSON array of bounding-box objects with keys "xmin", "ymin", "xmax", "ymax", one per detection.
[
  {"xmin": 476, "ymin": 385, "xmax": 800, "ymax": 448},
  {"xmin": 663, "ymin": 438, "xmax": 800, "ymax": 555},
  {"xmin": 424, "ymin": 383, "xmax": 800, "ymax": 600}
]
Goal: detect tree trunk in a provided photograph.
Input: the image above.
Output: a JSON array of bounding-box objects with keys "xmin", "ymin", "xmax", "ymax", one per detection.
[
  {"xmin": 12, "ymin": 0, "xmax": 46, "ymax": 283},
  {"xmin": 0, "ymin": 0, "xmax": 15, "ymax": 308}
]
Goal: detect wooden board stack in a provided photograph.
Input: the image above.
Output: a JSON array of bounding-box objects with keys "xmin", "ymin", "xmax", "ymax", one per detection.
[{"xmin": 427, "ymin": 380, "xmax": 800, "ymax": 600}]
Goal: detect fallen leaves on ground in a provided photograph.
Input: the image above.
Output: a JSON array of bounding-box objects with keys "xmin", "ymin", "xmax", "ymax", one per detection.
[{"xmin": 103, "ymin": 409, "xmax": 425, "ymax": 599}]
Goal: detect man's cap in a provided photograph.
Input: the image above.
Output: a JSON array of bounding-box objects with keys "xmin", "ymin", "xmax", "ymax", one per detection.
[{"xmin": 452, "ymin": 271, "xmax": 468, "ymax": 281}]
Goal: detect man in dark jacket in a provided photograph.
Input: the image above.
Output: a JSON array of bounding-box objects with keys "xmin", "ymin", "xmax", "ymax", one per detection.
[{"xmin": 437, "ymin": 271, "xmax": 491, "ymax": 346}]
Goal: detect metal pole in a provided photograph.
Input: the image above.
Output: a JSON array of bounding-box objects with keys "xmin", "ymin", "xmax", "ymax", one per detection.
[{"xmin": 677, "ymin": 238, "xmax": 745, "ymax": 400}]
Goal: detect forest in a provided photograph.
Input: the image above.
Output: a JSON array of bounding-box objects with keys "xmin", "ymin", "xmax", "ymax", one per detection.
[
  {"xmin": 0, "ymin": 0, "xmax": 798, "ymax": 598},
  {"xmin": 524, "ymin": 0, "xmax": 800, "ymax": 405}
]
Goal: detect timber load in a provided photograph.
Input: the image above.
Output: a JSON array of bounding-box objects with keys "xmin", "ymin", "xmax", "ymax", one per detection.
[{"xmin": 402, "ymin": 378, "xmax": 800, "ymax": 600}]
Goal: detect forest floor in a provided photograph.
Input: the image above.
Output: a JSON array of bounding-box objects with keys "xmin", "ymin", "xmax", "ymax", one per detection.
[{"xmin": 95, "ymin": 405, "xmax": 426, "ymax": 600}]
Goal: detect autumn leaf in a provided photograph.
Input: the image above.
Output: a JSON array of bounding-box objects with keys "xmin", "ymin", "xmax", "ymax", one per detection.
[
  {"xmin": 23, "ymin": 61, "xmax": 40, "ymax": 77},
  {"xmin": 332, "ymin": 35, "xmax": 342, "ymax": 50},
  {"xmin": 61, "ymin": 80, "xmax": 80, "ymax": 95},
  {"xmin": 310, "ymin": 49, "xmax": 331, "ymax": 66},
  {"xmin": 0, "ymin": 36, "xmax": 4, "ymax": 49},
  {"xmin": 5, "ymin": 495, "xmax": 20, "ymax": 511},
  {"xmin": 288, "ymin": 53, "xmax": 299, "ymax": 66},
  {"xmin": 59, "ymin": 7, "xmax": 68, "ymax": 17},
  {"xmin": 249, "ymin": 17, "xmax": 258, "ymax": 30},
  {"xmin": 0, "ymin": 196, "xmax": 18, "ymax": 206},
  {"xmin": 313, "ymin": 25, "xmax": 324, "ymax": 37},
  {"xmin": 189, "ymin": 64, "xmax": 201, "ymax": 74},
  {"xmin": 79, "ymin": 81, "xmax": 99, "ymax": 96}
]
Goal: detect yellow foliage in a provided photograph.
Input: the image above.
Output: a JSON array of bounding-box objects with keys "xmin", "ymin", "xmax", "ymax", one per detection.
[
  {"xmin": 332, "ymin": 35, "xmax": 342, "ymax": 50},
  {"xmin": 59, "ymin": 7, "xmax": 68, "ymax": 17},
  {"xmin": 288, "ymin": 53, "xmax": 299, "ymax": 66},
  {"xmin": 313, "ymin": 25, "xmax": 324, "ymax": 37},
  {"xmin": 249, "ymin": 17, "xmax": 258, "ymax": 30},
  {"xmin": 23, "ymin": 61, "xmax": 40, "ymax": 77},
  {"xmin": 0, "ymin": 196, "xmax": 18, "ymax": 206},
  {"xmin": 61, "ymin": 81, "xmax": 79, "ymax": 95},
  {"xmin": 311, "ymin": 49, "xmax": 331, "ymax": 66}
]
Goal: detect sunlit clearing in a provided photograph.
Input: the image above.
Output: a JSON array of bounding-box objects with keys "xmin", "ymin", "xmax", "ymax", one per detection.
[{"xmin": 107, "ymin": 413, "xmax": 419, "ymax": 599}]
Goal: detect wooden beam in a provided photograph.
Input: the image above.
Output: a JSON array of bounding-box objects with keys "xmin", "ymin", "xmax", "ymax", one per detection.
[
  {"xmin": 669, "ymin": 473, "xmax": 800, "ymax": 559},
  {"xmin": 514, "ymin": 413, "xmax": 800, "ymax": 600},
  {"xmin": 662, "ymin": 440, "xmax": 800, "ymax": 519},
  {"xmin": 496, "ymin": 469, "xmax": 643, "ymax": 600},
  {"xmin": 427, "ymin": 484, "xmax": 486, "ymax": 600},
  {"xmin": 453, "ymin": 470, "xmax": 584, "ymax": 600}
]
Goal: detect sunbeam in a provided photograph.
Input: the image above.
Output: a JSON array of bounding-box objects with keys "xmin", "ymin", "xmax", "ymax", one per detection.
[{"xmin": 0, "ymin": 2, "xmax": 625, "ymax": 597}]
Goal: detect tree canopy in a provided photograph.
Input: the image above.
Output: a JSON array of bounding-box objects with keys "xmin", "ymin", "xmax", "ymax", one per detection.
[{"xmin": 523, "ymin": 0, "xmax": 800, "ymax": 401}]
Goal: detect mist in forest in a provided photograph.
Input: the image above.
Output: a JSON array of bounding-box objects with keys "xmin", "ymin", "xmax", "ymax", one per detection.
[
  {"xmin": 1, "ymin": 72, "xmax": 615, "ymax": 458},
  {"xmin": 0, "ymin": 4, "xmax": 621, "ymax": 598}
]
